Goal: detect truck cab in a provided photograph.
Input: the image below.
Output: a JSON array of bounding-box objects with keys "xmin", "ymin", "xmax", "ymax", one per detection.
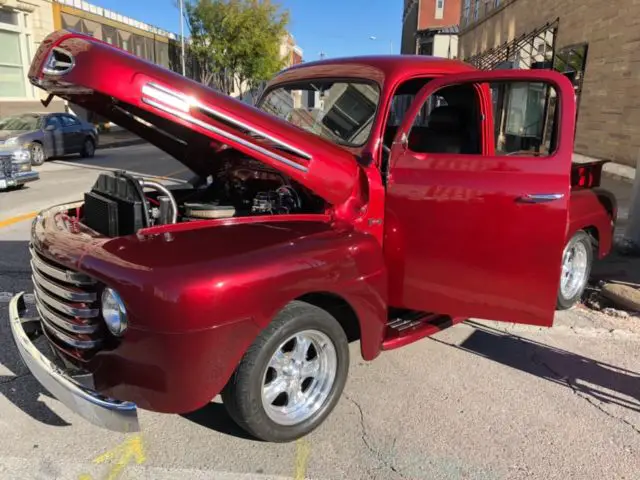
[{"xmin": 9, "ymin": 31, "xmax": 615, "ymax": 442}]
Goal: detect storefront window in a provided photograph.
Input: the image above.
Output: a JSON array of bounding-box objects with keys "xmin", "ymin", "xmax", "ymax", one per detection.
[{"xmin": 0, "ymin": 30, "xmax": 25, "ymax": 97}]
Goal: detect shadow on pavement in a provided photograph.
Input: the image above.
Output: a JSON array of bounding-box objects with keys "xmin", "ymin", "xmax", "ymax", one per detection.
[
  {"xmin": 181, "ymin": 401, "xmax": 259, "ymax": 441},
  {"xmin": 434, "ymin": 321, "xmax": 640, "ymax": 414},
  {"xmin": 0, "ymin": 240, "xmax": 71, "ymax": 427}
]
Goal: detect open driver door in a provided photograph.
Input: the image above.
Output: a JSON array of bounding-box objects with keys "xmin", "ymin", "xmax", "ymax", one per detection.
[{"xmin": 384, "ymin": 70, "xmax": 577, "ymax": 327}]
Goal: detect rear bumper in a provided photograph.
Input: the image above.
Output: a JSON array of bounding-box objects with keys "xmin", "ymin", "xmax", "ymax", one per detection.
[
  {"xmin": 8, "ymin": 292, "xmax": 139, "ymax": 433},
  {"xmin": 0, "ymin": 171, "xmax": 39, "ymax": 189}
]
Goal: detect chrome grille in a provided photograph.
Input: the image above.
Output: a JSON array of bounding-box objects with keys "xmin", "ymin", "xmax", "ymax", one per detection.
[
  {"xmin": 0, "ymin": 158, "xmax": 10, "ymax": 178},
  {"xmin": 30, "ymin": 247, "xmax": 104, "ymax": 351}
]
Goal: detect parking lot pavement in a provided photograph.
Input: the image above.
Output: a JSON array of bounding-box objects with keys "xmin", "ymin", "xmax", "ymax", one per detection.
[
  {"xmin": 0, "ymin": 216, "xmax": 638, "ymax": 479},
  {"xmin": 0, "ymin": 147, "xmax": 639, "ymax": 479}
]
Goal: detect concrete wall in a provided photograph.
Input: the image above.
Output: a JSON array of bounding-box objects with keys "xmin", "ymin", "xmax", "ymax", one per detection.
[{"xmin": 459, "ymin": 0, "xmax": 640, "ymax": 167}]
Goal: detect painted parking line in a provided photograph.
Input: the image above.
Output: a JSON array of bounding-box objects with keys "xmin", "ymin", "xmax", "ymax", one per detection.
[{"xmin": 0, "ymin": 211, "xmax": 37, "ymax": 230}]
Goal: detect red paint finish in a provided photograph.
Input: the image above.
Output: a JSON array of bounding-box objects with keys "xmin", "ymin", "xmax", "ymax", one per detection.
[
  {"xmin": 385, "ymin": 70, "xmax": 577, "ymax": 327},
  {"xmin": 24, "ymin": 31, "xmax": 617, "ymax": 419}
]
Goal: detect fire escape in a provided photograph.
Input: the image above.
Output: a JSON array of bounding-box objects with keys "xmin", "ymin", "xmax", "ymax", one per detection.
[{"xmin": 465, "ymin": 19, "xmax": 559, "ymax": 70}]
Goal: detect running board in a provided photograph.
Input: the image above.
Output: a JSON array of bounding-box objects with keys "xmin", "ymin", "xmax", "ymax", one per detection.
[{"xmin": 382, "ymin": 311, "xmax": 466, "ymax": 350}]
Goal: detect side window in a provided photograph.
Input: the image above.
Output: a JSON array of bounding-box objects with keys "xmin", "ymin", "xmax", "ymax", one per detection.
[
  {"xmin": 407, "ymin": 83, "xmax": 482, "ymax": 155},
  {"xmin": 61, "ymin": 115, "xmax": 80, "ymax": 126},
  {"xmin": 490, "ymin": 81, "xmax": 558, "ymax": 156},
  {"xmin": 404, "ymin": 80, "xmax": 559, "ymax": 157},
  {"xmin": 45, "ymin": 116, "xmax": 62, "ymax": 130}
]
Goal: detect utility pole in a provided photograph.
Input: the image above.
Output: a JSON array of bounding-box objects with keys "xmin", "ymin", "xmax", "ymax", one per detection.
[
  {"xmin": 179, "ymin": 0, "xmax": 186, "ymax": 76},
  {"xmin": 623, "ymin": 150, "xmax": 640, "ymax": 254}
]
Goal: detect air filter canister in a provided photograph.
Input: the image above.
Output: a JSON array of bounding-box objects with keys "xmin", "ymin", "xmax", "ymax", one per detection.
[{"xmin": 184, "ymin": 202, "xmax": 236, "ymax": 219}]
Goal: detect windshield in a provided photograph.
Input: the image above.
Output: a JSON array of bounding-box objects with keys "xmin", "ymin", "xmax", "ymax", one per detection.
[
  {"xmin": 259, "ymin": 80, "xmax": 380, "ymax": 147},
  {"xmin": 0, "ymin": 114, "xmax": 41, "ymax": 131}
]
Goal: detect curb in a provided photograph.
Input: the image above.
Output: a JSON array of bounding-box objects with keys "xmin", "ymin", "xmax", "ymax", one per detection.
[{"xmin": 96, "ymin": 138, "xmax": 147, "ymax": 150}]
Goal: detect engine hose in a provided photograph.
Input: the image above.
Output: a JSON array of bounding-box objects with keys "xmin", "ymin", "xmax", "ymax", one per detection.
[{"xmin": 140, "ymin": 180, "xmax": 178, "ymax": 224}]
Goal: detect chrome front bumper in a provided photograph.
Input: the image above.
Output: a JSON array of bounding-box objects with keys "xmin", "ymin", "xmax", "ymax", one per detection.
[
  {"xmin": 8, "ymin": 292, "xmax": 139, "ymax": 432},
  {"xmin": 0, "ymin": 171, "xmax": 39, "ymax": 189}
]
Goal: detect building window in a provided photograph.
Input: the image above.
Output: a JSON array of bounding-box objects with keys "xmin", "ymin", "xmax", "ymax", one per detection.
[
  {"xmin": 0, "ymin": 8, "xmax": 33, "ymax": 98},
  {"xmin": 462, "ymin": 0, "xmax": 471, "ymax": 26},
  {"xmin": 495, "ymin": 0, "xmax": 501, "ymax": 7},
  {"xmin": 435, "ymin": 0, "xmax": 445, "ymax": 19},
  {"xmin": 473, "ymin": 0, "xmax": 480, "ymax": 20}
]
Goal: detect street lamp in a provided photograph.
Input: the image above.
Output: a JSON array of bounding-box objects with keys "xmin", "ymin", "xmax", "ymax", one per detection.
[
  {"xmin": 369, "ymin": 36, "xmax": 394, "ymax": 55},
  {"xmin": 179, "ymin": 0, "xmax": 186, "ymax": 76}
]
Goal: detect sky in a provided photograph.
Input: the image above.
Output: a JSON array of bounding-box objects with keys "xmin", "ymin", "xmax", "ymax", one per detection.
[{"xmin": 93, "ymin": 0, "xmax": 403, "ymax": 61}]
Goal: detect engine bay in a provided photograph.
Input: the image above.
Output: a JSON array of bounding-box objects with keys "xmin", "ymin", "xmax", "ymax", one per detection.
[{"xmin": 82, "ymin": 155, "xmax": 326, "ymax": 237}]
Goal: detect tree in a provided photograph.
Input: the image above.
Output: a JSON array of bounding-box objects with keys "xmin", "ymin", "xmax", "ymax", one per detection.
[{"xmin": 184, "ymin": 0, "xmax": 289, "ymax": 97}]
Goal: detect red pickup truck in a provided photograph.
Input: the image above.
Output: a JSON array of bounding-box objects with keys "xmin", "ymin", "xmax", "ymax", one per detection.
[{"xmin": 9, "ymin": 31, "xmax": 616, "ymax": 442}]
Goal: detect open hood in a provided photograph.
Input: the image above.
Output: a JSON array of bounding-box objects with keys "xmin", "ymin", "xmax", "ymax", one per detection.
[{"xmin": 28, "ymin": 31, "xmax": 360, "ymax": 206}]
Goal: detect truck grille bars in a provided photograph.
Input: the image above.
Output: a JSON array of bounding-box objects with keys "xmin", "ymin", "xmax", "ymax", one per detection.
[{"xmin": 30, "ymin": 247, "xmax": 104, "ymax": 354}]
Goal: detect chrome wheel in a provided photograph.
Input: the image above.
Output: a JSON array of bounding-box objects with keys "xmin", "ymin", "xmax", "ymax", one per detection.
[
  {"xmin": 261, "ymin": 330, "xmax": 337, "ymax": 426},
  {"xmin": 560, "ymin": 240, "xmax": 589, "ymax": 300},
  {"xmin": 30, "ymin": 143, "xmax": 45, "ymax": 165}
]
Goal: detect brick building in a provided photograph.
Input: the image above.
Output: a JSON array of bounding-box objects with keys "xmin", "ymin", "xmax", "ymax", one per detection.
[
  {"xmin": 458, "ymin": 0, "xmax": 640, "ymax": 168},
  {"xmin": 401, "ymin": 0, "xmax": 461, "ymax": 58}
]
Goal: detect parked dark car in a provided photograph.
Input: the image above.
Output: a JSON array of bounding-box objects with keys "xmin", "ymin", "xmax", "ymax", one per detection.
[{"xmin": 0, "ymin": 112, "xmax": 99, "ymax": 166}]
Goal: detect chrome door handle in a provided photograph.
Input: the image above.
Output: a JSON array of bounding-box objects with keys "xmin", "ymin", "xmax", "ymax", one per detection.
[{"xmin": 516, "ymin": 193, "xmax": 565, "ymax": 203}]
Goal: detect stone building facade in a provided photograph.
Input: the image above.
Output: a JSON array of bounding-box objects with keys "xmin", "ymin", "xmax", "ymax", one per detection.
[
  {"xmin": 0, "ymin": 0, "xmax": 65, "ymax": 116},
  {"xmin": 459, "ymin": 0, "xmax": 640, "ymax": 167}
]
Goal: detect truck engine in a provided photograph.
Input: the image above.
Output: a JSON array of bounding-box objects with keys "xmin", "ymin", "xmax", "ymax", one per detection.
[{"xmin": 81, "ymin": 156, "xmax": 325, "ymax": 237}]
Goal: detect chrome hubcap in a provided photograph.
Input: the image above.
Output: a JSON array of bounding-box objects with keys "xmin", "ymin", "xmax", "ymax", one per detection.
[
  {"xmin": 32, "ymin": 145, "xmax": 44, "ymax": 162},
  {"xmin": 560, "ymin": 241, "xmax": 588, "ymax": 299},
  {"xmin": 261, "ymin": 330, "xmax": 337, "ymax": 426}
]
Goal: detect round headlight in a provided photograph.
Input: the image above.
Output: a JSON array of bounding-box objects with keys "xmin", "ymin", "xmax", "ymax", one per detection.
[{"xmin": 101, "ymin": 288, "xmax": 128, "ymax": 336}]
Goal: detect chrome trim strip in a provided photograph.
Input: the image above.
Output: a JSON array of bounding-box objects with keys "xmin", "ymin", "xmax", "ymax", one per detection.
[
  {"xmin": 144, "ymin": 82, "xmax": 312, "ymax": 160},
  {"xmin": 33, "ymin": 283, "xmax": 99, "ymax": 319},
  {"xmin": 41, "ymin": 318, "xmax": 102, "ymax": 349},
  {"xmin": 142, "ymin": 97, "xmax": 309, "ymax": 173},
  {"xmin": 29, "ymin": 247, "xmax": 96, "ymax": 286},
  {"xmin": 9, "ymin": 293, "xmax": 138, "ymax": 432},
  {"xmin": 34, "ymin": 291, "xmax": 99, "ymax": 335},
  {"xmin": 32, "ymin": 266, "xmax": 97, "ymax": 302}
]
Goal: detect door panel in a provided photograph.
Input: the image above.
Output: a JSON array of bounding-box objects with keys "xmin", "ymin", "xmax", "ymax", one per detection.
[{"xmin": 384, "ymin": 70, "xmax": 576, "ymax": 327}]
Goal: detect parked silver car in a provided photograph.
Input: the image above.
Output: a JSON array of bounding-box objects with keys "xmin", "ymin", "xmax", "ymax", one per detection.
[{"xmin": 0, "ymin": 112, "xmax": 99, "ymax": 166}]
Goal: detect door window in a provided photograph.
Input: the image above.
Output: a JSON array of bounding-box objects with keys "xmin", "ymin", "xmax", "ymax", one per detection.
[
  {"xmin": 405, "ymin": 80, "xmax": 559, "ymax": 157},
  {"xmin": 46, "ymin": 116, "xmax": 62, "ymax": 130},
  {"xmin": 61, "ymin": 115, "xmax": 80, "ymax": 126}
]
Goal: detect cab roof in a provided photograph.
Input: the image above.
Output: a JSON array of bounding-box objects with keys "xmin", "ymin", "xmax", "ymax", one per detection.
[{"xmin": 268, "ymin": 55, "xmax": 477, "ymax": 90}]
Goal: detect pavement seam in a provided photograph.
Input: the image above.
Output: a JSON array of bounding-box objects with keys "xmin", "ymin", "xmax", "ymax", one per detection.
[
  {"xmin": 344, "ymin": 393, "xmax": 406, "ymax": 479},
  {"xmin": 0, "ymin": 373, "xmax": 30, "ymax": 387},
  {"xmin": 533, "ymin": 355, "xmax": 640, "ymax": 436}
]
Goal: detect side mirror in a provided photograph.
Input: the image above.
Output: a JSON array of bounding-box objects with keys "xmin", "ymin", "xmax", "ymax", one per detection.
[{"xmin": 45, "ymin": 124, "xmax": 56, "ymax": 131}]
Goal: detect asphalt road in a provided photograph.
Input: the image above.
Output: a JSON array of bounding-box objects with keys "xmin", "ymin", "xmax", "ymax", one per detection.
[{"xmin": 0, "ymin": 145, "xmax": 639, "ymax": 480}]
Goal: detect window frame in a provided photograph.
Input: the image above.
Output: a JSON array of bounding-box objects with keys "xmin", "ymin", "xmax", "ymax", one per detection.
[{"xmin": 0, "ymin": 7, "xmax": 35, "ymax": 99}]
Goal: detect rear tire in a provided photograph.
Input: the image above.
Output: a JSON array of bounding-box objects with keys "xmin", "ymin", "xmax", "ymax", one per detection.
[
  {"xmin": 557, "ymin": 230, "xmax": 593, "ymax": 310},
  {"xmin": 222, "ymin": 301, "xmax": 349, "ymax": 442},
  {"xmin": 80, "ymin": 137, "xmax": 95, "ymax": 158},
  {"xmin": 30, "ymin": 142, "xmax": 45, "ymax": 166}
]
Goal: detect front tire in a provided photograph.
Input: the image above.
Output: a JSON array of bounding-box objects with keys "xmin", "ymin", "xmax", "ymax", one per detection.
[
  {"xmin": 80, "ymin": 137, "xmax": 95, "ymax": 158},
  {"xmin": 557, "ymin": 230, "xmax": 593, "ymax": 310},
  {"xmin": 30, "ymin": 142, "xmax": 45, "ymax": 166},
  {"xmin": 222, "ymin": 301, "xmax": 349, "ymax": 442}
]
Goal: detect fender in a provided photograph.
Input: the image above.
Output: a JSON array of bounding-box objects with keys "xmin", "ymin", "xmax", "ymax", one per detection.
[{"xmin": 567, "ymin": 188, "xmax": 616, "ymax": 258}]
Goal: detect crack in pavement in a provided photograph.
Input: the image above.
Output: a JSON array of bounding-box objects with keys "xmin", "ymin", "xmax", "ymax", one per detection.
[
  {"xmin": 532, "ymin": 353, "xmax": 640, "ymax": 436},
  {"xmin": 0, "ymin": 373, "xmax": 30, "ymax": 387},
  {"xmin": 344, "ymin": 393, "xmax": 406, "ymax": 479}
]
